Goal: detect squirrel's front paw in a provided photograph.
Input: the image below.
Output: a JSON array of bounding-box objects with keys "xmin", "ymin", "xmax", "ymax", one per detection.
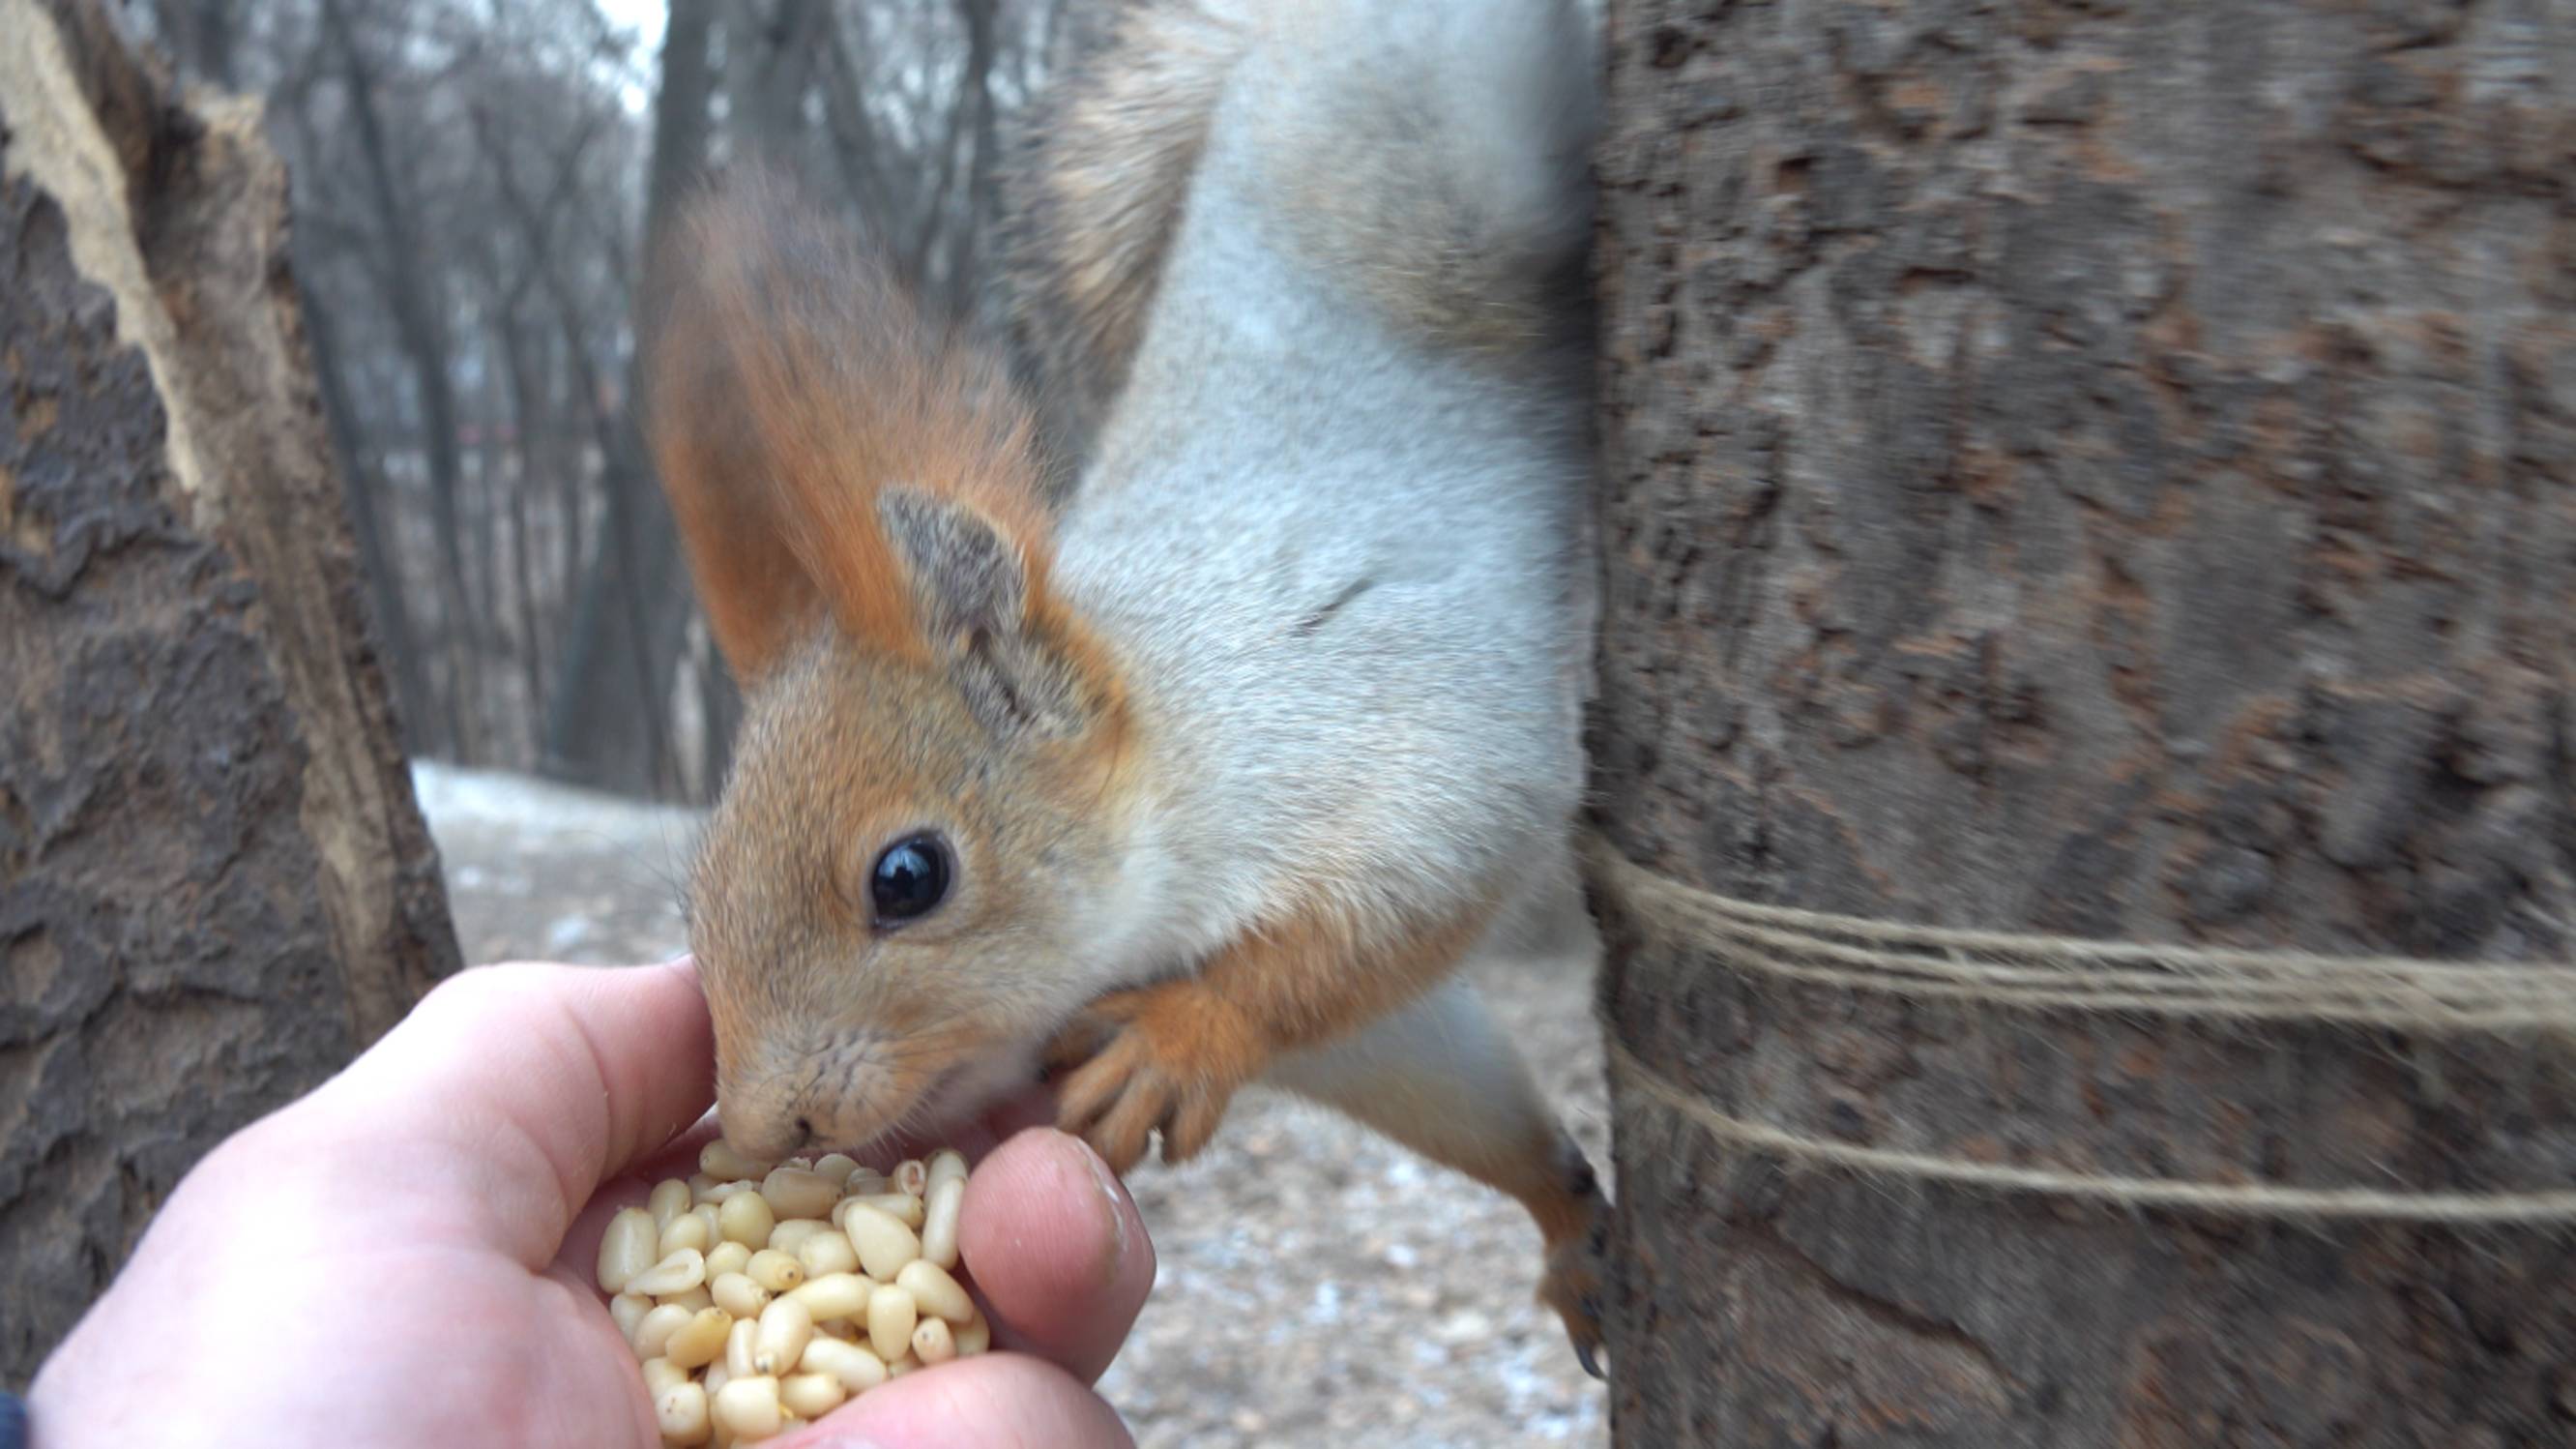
[{"xmin": 1054, "ymin": 985, "xmax": 1264, "ymax": 1172}]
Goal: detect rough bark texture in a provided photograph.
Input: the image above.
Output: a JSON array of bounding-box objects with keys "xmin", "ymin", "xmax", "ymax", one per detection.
[
  {"xmin": 1590, "ymin": 2, "xmax": 2576, "ymax": 1445},
  {"xmin": 1, "ymin": 0, "xmax": 459, "ymax": 1388}
]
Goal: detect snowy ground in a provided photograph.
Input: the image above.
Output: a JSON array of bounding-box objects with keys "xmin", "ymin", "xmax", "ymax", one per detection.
[{"xmin": 414, "ymin": 760, "xmax": 1613, "ymax": 1447}]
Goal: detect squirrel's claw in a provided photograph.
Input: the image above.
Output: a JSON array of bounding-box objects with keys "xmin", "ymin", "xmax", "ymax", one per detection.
[
  {"xmin": 1538, "ymin": 1168, "xmax": 1611, "ymax": 1383},
  {"xmin": 1053, "ymin": 987, "xmax": 1254, "ymax": 1172}
]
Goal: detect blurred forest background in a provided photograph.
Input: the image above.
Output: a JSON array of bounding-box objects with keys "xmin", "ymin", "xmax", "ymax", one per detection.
[{"xmin": 137, "ymin": 0, "xmax": 1064, "ymax": 802}]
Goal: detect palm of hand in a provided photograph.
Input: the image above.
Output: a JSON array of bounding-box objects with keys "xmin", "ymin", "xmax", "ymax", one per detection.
[{"xmin": 31, "ymin": 962, "xmax": 1151, "ymax": 1449}]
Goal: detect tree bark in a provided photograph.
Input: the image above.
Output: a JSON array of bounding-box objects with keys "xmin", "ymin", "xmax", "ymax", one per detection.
[
  {"xmin": 1589, "ymin": 2, "xmax": 2576, "ymax": 1445},
  {"xmin": 0, "ymin": 0, "xmax": 459, "ymax": 1388}
]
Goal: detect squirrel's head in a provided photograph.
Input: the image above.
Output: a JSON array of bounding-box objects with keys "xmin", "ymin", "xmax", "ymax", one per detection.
[{"xmin": 650, "ymin": 172, "xmax": 1135, "ymax": 1160}]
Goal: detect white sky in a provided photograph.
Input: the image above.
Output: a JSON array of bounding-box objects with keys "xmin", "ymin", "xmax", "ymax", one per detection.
[
  {"xmin": 599, "ymin": 0, "xmax": 666, "ymax": 51},
  {"xmin": 592, "ymin": 0, "xmax": 665, "ymax": 113}
]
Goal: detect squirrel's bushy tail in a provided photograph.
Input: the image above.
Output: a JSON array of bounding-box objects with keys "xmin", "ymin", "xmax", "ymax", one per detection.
[
  {"xmin": 1254, "ymin": 0, "xmax": 1599, "ymax": 359},
  {"xmin": 1002, "ymin": 0, "xmax": 1598, "ymax": 429},
  {"xmin": 999, "ymin": 1, "xmax": 1248, "ymax": 451}
]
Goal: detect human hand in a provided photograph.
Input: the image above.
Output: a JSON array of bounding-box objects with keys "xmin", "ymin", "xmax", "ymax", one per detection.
[{"xmin": 27, "ymin": 960, "xmax": 1153, "ymax": 1448}]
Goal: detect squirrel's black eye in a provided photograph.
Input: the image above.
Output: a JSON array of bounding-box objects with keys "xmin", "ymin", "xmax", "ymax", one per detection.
[{"xmin": 869, "ymin": 834, "xmax": 951, "ymax": 927}]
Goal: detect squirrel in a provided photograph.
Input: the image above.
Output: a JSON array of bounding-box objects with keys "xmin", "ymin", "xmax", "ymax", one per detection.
[{"xmin": 647, "ymin": 0, "xmax": 1610, "ymax": 1373}]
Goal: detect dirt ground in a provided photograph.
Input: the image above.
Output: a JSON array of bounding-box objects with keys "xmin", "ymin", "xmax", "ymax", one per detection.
[{"xmin": 413, "ymin": 762, "xmax": 1614, "ymax": 1447}]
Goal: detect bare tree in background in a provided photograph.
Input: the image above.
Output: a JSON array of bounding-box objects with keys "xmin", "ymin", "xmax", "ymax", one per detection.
[{"xmin": 138, "ymin": 0, "xmax": 1064, "ymax": 800}]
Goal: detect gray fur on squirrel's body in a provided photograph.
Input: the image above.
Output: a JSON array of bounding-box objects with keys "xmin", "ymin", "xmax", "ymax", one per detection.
[{"xmin": 1049, "ymin": 0, "xmax": 1602, "ymax": 995}]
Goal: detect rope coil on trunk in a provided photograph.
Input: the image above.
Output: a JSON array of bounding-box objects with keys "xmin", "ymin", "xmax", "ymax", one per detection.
[{"xmin": 1584, "ymin": 831, "xmax": 2576, "ymax": 1224}]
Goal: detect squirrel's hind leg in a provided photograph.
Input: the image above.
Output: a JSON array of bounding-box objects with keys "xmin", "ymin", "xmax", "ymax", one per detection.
[{"xmin": 1264, "ymin": 974, "xmax": 1609, "ymax": 1377}]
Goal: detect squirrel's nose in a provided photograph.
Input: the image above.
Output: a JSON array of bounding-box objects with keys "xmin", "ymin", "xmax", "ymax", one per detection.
[{"xmin": 713, "ymin": 1088, "xmax": 817, "ymax": 1162}]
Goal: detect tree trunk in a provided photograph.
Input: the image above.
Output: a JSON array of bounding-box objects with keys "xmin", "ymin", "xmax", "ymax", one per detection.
[
  {"xmin": 947, "ymin": 0, "xmax": 1003, "ymax": 316},
  {"xmin": 0, "ymin": 0, "xmax": 460, "ymax": 1389},
  {"xmin": 297, "ymin": 262, "xmax": 435, "ymax": 757},
  {"xmin": 321, "ymin": 0, "xmax": 479, "ymax": 762},
  {"xmin": 1588, "ymin": 2, "xmax": 2576, "ymax": 1445},
  {"xmin": 540, "ymin": 0, "xmax": 715, "ymax": 799}
]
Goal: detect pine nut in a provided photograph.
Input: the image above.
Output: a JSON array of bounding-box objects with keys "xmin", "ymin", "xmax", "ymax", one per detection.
[
  {"xmin": 642, "ymin": 1356, "xmax": 689, "ymax": 1398},
  {"xmin": 893, "ymin": 1260, "xmax": 974, "ymax": 1324},
  {"xmin": 760, "ymin": 1167, "xmax": 840, "ymax": 1221},
  {"xmin": 779, "ymin": 1371, "xmax": 846, "ymax": 1419},
  {"xmin": 911, "ymin": 1316, "xmax": 955, "ymax": 1365},
  {"xmin": 609, "ymin": 1290, "xmax": 652, "ymax": 1344},
  {"xmin": 711, "ymin": 1272, "xmax": 770, "ymax": 1319},
  {"xmin": 765, "ymin": 1219, "xmax": 831, "ymax": 1257},
  {"xmin": 634, "ymin": 1302, "xmax": 696, "ymax": 1359},
  {"xmin": 753, "ymin": 1296, "xmax": 813, "ymax": 1375},
  {"xmin": 799, "ymin": 1336, "xmax": 888, "ymax": 1393},
  {"xmin": 660, "ymin": 1210, "xmax": 715, "ymax": 1257},
  {"xmin": 663, "ymin": 1308, "xmax": 732, "ymax": 1371},
  {"xmin": 925, "ymin": 1149, "xmax": 968, "ymax": 1195},
  {"xmin": 745, "ymin": 1248, "xmax": 805, "ymax": 1293},
  {"xmin": 656, "ymin": 1381, "xmax": 712, "ymax": 1444},
  {"xmin": 839, "ymin": 1192, "xmax": 925, "ymax": 1229},
  {"xmin": 712, "ymin": 1374, "xmax": 781, "ymax": 1440},
  {"xmin": 786, "ymin": 1271, "xmax": 872, "ymax": 1322},
  {"xmin": 865, "ymin": 1283, "xmax": 918, "ymax": 1363},
  {"xmin": 700, "ymin": 1141, "xmax": 768, "ymax": 1182},
  {"xmin": 705, "ymin": 1240, "xmax": 752, "ymax": 1281},
  {"xmin": 598, "ymin": 1207, "xmax": 659, "ymax": 1292},
  {"xmin": 607, "ymin": 1138, "xmax": 985, "ymax": 1428},
  {"xmin": 796, "ymin": 1230, "xmax": 860, "ymax": 1279},
  {"xmin": 649, "ymin": 1177, "xmax": 694, "ymax": 1229},
  {"xmin": 717, "ymin": 1192, "xmax": 776, "ymax": 1248},
  {"xmin": 919, "ymin": 1177, "xmax": 965, "ymax": 1271},
  {"xmin": 629, "ymin": 1247, "xmax": 707, "ymax": 1297},
  {"xmin": 840, "ymin": 1203, "xmax": 922, "ymax": 1279}
]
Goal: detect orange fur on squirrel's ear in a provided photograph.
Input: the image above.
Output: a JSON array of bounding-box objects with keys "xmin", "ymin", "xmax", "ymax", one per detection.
[{"xmin": 649, "ymin": 168, "xmax": 1054, "ymax": 679}]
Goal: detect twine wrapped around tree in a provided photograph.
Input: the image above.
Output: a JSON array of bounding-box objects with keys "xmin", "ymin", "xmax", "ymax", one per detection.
[
  {"xmin": 1586, "ymin": 829, "xmax": 2576, "ymax": 1447},
  {"xmin": 1587, "ymin": 834, "xmax": 2576, "ymax": 1227}
]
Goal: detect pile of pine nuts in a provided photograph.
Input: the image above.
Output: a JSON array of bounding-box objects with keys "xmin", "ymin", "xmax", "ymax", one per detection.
[{"xmin": 597, "ymin": 1141, "xmax": 986, "ymax": 1445}]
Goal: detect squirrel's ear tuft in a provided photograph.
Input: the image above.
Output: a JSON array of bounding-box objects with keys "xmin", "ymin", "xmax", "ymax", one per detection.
[
  {"xmin": 649, "ymin": 167, "xmax": 1048, "ymax": 680},
  {"xmin": 879, "ymin": 488, "xmax": 1102, "ymax": 740}
]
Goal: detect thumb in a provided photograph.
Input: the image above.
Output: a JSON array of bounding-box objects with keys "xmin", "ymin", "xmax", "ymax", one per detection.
[
  {"xmin": 776, "ymin": 1354, "xmax": 1133, "ymax": 1449},
  {"xmin": 297, "ymin": 958, "xmax": 717, "ymax": 1267}
]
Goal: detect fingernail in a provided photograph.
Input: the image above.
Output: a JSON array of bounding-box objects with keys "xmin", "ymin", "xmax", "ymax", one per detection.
[{"xmin": 1068, "ymin": 1132, "xmax": 1129, "ymax": 1278}]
